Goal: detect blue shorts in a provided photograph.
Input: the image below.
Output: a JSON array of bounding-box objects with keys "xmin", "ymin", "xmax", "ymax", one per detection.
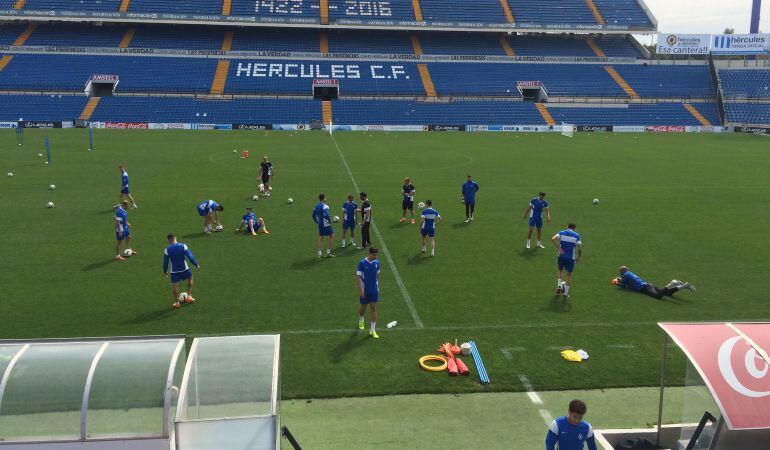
[
  {"xmin": 465, "ymin": 199, "xmax": 475, "ymax": 206},
  {"xmin": 116, "ymin": 229, "xmax": 129, "ymax": 241},
  {"xmin": 360, "ymin": 292, "xmax": 379, "ymax": 304},
  {"xmin": 529, "ymin": 217, "xmax": 543, "ymax": 228},
  {"xmin": 197, "ymin": 207, "xmax": 209, "ymax": 217},
  {"xmin": 171, "ymin": 269, "xmax": 193, "ymax": 284},
  {"xmin": 558, "ymin": 257, "xmax": 575, "ymax": 273},
  {"xmin": 319, "ymin": 226, "xmax": 334, "ymax": 237},
  {"xmin": 421, "ymin": 228, "xmax": 435, "ymax": 238},
  {"xmin": 343, "ymin": 220, "xmax": 356, "ymax": 230},
  {"xmin": 246, "ymin": 222, "xmax": 261, "ymax": 233},
  {"xmin": 121, "ymin": 187, "xmax": 130, "ymax": 194}
]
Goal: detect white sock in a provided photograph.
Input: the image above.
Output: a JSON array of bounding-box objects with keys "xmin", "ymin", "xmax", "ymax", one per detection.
[
  {"xmin": 537, "ymin": 240, "xmax": 542, "ymax": 245},
  {"xmin": 564, "ymin": 284, "xmax": 570, "ymax": 295},
  {"xmin": 342, "ymin": 239, "xmax": 346, "ymax": 246},
  {"xmin": 370, "ymin": 322, "xmax": 376, "ymax": 332},
  {"xmin": 317, "ymin": 250, "xmax": 322, "ymax": 257},
  {"xmin": 527, "ymin": 239, "xmax": 531, "ymax": 244},
  {"xmin": 326, "ymin": 249, "xmax": 331, "ymax": 255},
  {"xmin": 431, "ymin": 249, "xmax": 435, "ymax": 256},
  {"xmin": 558, "ymin": 278, "xmax": 563, "ymax": 287}
]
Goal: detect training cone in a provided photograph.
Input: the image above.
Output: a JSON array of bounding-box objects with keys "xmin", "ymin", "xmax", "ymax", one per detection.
[
  {"xmin": 447, "ymin": 357, "xmax": 458, "ymax": 376},
  {"xmin": 242, "ymin": 150, "xmax": 250, "ymax": 158},
  {"xmin": 455, "ymin": 358, "xmax": 470, "ymax": 376}
]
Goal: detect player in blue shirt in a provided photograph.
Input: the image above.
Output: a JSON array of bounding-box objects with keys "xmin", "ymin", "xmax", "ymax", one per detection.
[
  {"xmin": 420, "ymin": 200, "xmax": 442, "ymax": 256},
  {"xmin": 546, "ymin": 400, "xmax": 598, "ymax": 450},
  {"xmin": 312, "ymin": 194, "xmax": 335, "ymax": 258},
  {"xmin": 356, "ymin": 247, "xmax": 381, "ymax": 339},
  {"xmin": 341, "ymin": 195, "xmax": 358, "ymax": 248},
  {"xmin": 115, "ymin": 165, "xmax": 137, "ymax": 209},
  {"xmin": 551, "ymin": 223, "xmax": 582, "ymax": 299},
  {"xmin": 114, "ymin": 200, "xmax": 133, "ymax": 260},
  {"xmin": 523, "ymin": 192, "xmax": 551, "ymax": 249},
  {"xmin": 400, "ymin": 177, "xmax": 416, "ymax": 224},
  {"xmin": 197, "ymin": 200, "xmax": 224, "ymax": 234},
  {"xmin": 163, "ymin": 234, "xmax": 200, "ymax": 309},
  {"xmin": 614, "ymin": 266, "xmax": 695, "ymax": 299},
  {"xmin": 235, "ymin": 207, "xmax": 269, "ymax": 236},
  {"xmin": 461, "ymin": 175, "xmax": 479, "ymax": 223}
]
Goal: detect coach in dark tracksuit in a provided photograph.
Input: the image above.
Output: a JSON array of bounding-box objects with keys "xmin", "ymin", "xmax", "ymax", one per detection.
[
  {"xmin": 359, "ymin": 192, "xmax": 372, "ymax": 250},
  {"xmin": 614, "ymin": 266, "xmax": 695, "ymax": 299}
]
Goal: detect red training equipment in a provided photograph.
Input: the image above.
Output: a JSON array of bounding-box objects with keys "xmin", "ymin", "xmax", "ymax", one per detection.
[
  {"xmin": 455, "ymin": 358, "xmax": 470, "ymax": 376},
  {"xmin": 447, "ymin": 358, "xmax": 458, "ymax": 376}
]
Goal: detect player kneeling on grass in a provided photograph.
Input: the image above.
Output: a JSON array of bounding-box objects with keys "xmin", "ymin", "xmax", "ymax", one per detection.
[
  {"xmin": 614, "ymin": 266, "xmax": 695, "ymax": 299},
  {"xmin": 163, "ymin": 234, "xmax": 199, "ymax": 309},
  {"xmin": 236, "ymin": 207, "xmax": 269, "ymax": 236},
  {"xmin": 546, "ymin": 399, "xmax": 598, "ymax": 450},
  {"xmin": 197, "ymin": 200, "xmax": 224, "ymax": 234},
  {"xmin": 356, "ymin": 247, "xmax": 381, "ymax": 339}
]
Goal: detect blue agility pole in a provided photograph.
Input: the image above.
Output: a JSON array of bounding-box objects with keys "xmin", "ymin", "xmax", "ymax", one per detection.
[
  {"xmin": 44, "ymin": 135, "xmax": 51, "ymax": 164},
  {"xmin": 469, "ymin": 341, "xmax": 490, "ymax": 385},
  {"xmin": 88, "ymin": 126, "xmax": 94, "ymax": 151}
]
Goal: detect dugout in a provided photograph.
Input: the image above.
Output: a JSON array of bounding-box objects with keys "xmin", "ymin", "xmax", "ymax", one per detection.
[{"xmin": 595, "ymin": 322, "xmax": 770, "ymax": 450}]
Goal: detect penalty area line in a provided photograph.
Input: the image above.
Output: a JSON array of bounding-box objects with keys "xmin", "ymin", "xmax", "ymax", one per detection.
[{"xmin": 329, "ymin": 133, "xmax": 424, "ymax": 328}]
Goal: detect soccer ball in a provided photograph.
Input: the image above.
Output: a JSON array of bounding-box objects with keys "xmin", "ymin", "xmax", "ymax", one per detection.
[
  {"xmin": 252, "ymin": 195, "xmax": 259, "ymax": 201},
  {"xmin": 49, "ymin": 184, "xmax": 55, "ymax": 190},
  {"xmin": 233, "ymin": 149, "xmax": 237, "ymax": 153},
  {"xmin": 38, "ymin": 153, "xmax": 42, "ymax": 157},
  {"xmin": 268, "ymin": 186, "xmax": 273, "ymax": 191},
  {"xmin": 215, "ymin": 225, "xmax": 224, "ymax": 232},
  {"xmin": 46, "ymin": 202, "xmax": 54, "ymax": 208},
  {"xmin": 418, "ymin": 202, "xmax": 426, "ymax": 210},
  {"xmin": 593, "ymin": 198, "xmax": 599, "ymax": 205},
  {"xmin": 287, "ymin": 197, "xmax": 294, "ymax": 204},
  {"xmin": 333, "ymin": 216, "xmax": 340, "ymax": 223},
  {"xmin": 122, "ymin": 249, "xmax": 133, "ymax": 257},
  {"xmin": 178, "ymin": 292, "xmax": 188, "ymax": 302},
  {"xmin": 258, "ymin": 183, "xmax": 265, "ymax": 193},
  {"xmin": 6, "ymin": 172, "xmax": 12, "ymax": 177}
]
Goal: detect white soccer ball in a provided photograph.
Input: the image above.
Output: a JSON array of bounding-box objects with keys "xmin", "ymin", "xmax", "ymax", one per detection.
[
  {"xmin": 593, "ymin": 198, "xmax": 600, "ymax": 205},
  {"xmin": 38, "ymin": 153, "xmax": 42, "ymax": 157},
  {"xmin": 287, "ymin": 197, "xmax": 294, "ymax": 204},
  {"xmin": 333, "ymin": 216, "xmax": 340, "ymax": 223},
  {"xmin": 178, "ymin": 292, "xmax": 188, "ymax": 302},
  {"xmin": 215, "ymin": 225, "xmax": 224, "ymax": 232},
  {"xmin": 233, "ymin": 149, "xmax": 237, "ymax": 153},
  {"xmin": 258, "ymin": 183, "xmax": 265, "ymax": 192},
  {"xmin": 418, "ymin": 202, "xmax": 426, "ymax": 210},
  {"xmin": 122, "ymin": 249, "xmax": 133, "ymax": 257},
  {"xmin": 268, "ymin": 186, "xmax": 273, "ymax": 191},
  {"xmin": 46, "ymin": 202, "xmax": 54, "ymax": 208},
  {"xmin": 49, "ymin": 184, "xmax": 55, "ymax": 190},
  {"xmin": 6, "ymin": 172, "xmax": 12, "ymax": 177},
  {"xmin": 252, "ymin": 194, "xmax": 259, "ymax": 201}
]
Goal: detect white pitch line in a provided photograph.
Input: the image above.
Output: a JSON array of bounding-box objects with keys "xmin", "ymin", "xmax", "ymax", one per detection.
[
  {"xmin": 518, "ymin": 374, "xmax": 543, "ymax": 405},
  {"xmin": 330, "ymin": 134, "xmax": 423, "ymax": 328},
  {"xmin": 607, "ymin": 344, "xmax": 636, "ymax": 349},
  {"xmin": 539, "ymin": 409, "xmax": 554, "ymax": 425}
]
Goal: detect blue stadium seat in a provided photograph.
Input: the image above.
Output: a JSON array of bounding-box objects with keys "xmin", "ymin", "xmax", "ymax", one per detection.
[
  {"xmin": 725, "ymin": 102, "xmax": 770, "ymax": 125},
  {"xmin": 130, "ymin": 25, "xmax": 225, "ymax": 50},
  {"xmin": 507, "ymin": 0, "xmax": 597, "ymax": 26},
  {"xmin": 0, "ymin": 94, "xmax": 87, "ymax": 121},
  {"xmin": 420, "ymin": 0, "xmax": 504, "ymax": 24},
  {"xmin": 593, "ymin": 0, "xmax": 653, "ymax": 29},
  {"xmin": 0, "ymin": 54, "xmax": 217, "ymax": 92},
  {"xmin": 128, "ymin": 0, "xmax": 220, "ymax": 15},
  {"xmin": 418, "ymin": 32, "xmax": 506, "ymax": 56},
  {"xmin": 233, "ymin": 27, "xmax": 320, "ymax": 52},
  {"xmin": 0, "ymin": 24, "xmax": 28, "ymax": 45},
  {"xmin": 328, "ymin": 30, "xmax": 413, "ymax": 54},
  {"xmin": 21, "ymin": 0, "xmax": 120, "ymax": 11},
  {"xmin": 333, "ymin": 99, "xmax": 543, "ymax": 124},
  {"xmin": 719, "ymin": 69, "xmax": 770, "ymax": 99},
  {"xmin": 548, "ymin": 103, "xmax": 719, "ymax": 126},
  {"xmin": 22, "ymin": 23, "xmax": 125, "ymax": 48},
  {"xmin": 613, "ymin": 64, "xmax": 714, "ymax": 98}
]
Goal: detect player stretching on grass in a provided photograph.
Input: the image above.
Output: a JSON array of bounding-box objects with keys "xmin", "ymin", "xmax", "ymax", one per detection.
[
  {"xmin": 258, "ymin": 155, "xmax": 273, "ymax": 196},
  {"xmin": 546, "ymin": 400, "xmax": 598, "ymax": 450},
  {"xmin": 358, "ymin": 192, "xmax": 372, "ymax": 250},
  {"xmin": 313, "ymin": 194, "xmax": 334, "ymax": 258},
  {"xmin": 400, "ymin": 177, "xmax": 416, "ymax": 224},
  {"xmin": 524, "ymin": 192, "xmax": 550, "ymax": 249},
  {"xmin": 115, "ymin": 165, "xmax": 137, "ymax": 209},
  {"xmin": 461, "ymin": 174, "xmax": 479, "ymax": 223},
  {"xmin": 552, "ymin": 223, "xmax": 582, "ymax": 299},
  {"xmin": 163, "ymin": 234, "xmax": 199, "ymax": 309},
  {"xmin": 235, "ymin": 207, "xmax": 269, "ymax": 236},
  {"xmin": 614, "ymin": 266, "xmax": 695, "ymax": 299},
  {"xmin": 420, "ymin": 200, "xmax": 442, "ymax": 256},
  {"xmin": 356, "ymin": 247, "xmax": 381, "ymax": 339},
  {"xmin": 197, "ymin": 200, "xmax": 224, "ymax": 234},
  {"xmin": 341, "ymin": 195, "xmax": 358, "ymax": 248},
  {"xmin": 115, "ymin": 200, "xmax": 133, "ymax": 260}
]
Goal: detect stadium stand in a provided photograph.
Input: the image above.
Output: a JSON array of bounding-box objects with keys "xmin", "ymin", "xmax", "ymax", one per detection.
[
  {"xmin": 548, "ymin": 102, "xmax": 720, "ymax": 126},
  {"xmin": 420, "ymin": 0, "xmax": 506, "ymax": 24},
  {"xmin": 719, "ymin": 69, "xmax": 770, "ymax": 99},
  {"xmin": 127, "ymin": 0, "xmax": 221, "ymax": 15},
  {"xmin": 329, "ymin": 0, "xmax": 414, "ymax": 23},
  {"xmin": 507, "ymin": 0, "xmax": 598, "ymax": 26},
  {"xmin": 328, "ymin": 30, "xmax": 413, "ymax": 54},
  {"xmin": 20, "ymin": 0, "xmax": 121, "ymax": 11},
  {"xmin": 612, "ymin": 65, "xmax": 715, "ymax": 98},
  {"xmin": 129, "ymin": 26, "xmax": 226, "ymax": 50},
  {"xmin": 233, "ymin": 27, "xmax": 321, "ymax": 52},
  {"xmin": 724, "ymin": 102, "xmax": 770, "ymax": 125},
  {"xmin": 332, "ymin": 99, "xmax": 543, "ymax": 124},
  {"xmin": 418, "ymin": 32, "xmax": 507, "ymax": 56},
  {"xmin": 0, "ymin": 23, "xmax": 32, "ymax": 45},
  {"xmin": 229, "ymin": 0, "xmax": 321, "ymax": 21},
  {"xmin": 22, "ymin": 23, "xmax": 125, "ymax": 48},
  {"xmin": 593, "ymin": 0, "xmax": 654, "ymax": 28},
  {"xmin": 0, "ymin": 94, "xmax": 87, "ymax": 121}
]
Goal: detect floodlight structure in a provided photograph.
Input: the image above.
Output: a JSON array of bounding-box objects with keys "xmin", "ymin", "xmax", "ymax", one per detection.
[
  {"xmin": 174, "ymin": 335, "xmax": 281, "ymax": 450},
  {"xmin": 595, "ymin": 322, "xmax": 770, "ymax": 450},
  {"xmin": 0, "ymin": 336, "xmax": 186, "ymax": 449}
]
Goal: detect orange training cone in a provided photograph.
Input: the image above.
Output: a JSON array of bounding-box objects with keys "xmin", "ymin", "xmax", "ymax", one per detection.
[
  {"xmin": 455, "ymin": 358, "xmax": 470, "ymax": 376},
  {"xmin": 447, "ymin": 357, "xmax": 458, "ymax": 376}
]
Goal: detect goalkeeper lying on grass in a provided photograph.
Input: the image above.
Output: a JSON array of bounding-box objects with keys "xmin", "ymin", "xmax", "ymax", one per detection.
[{"xmin": 613, "ymin": 266, "xmax": 695, "ymax": 299}]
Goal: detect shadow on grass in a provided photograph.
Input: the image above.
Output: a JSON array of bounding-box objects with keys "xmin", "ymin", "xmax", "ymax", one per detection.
[
  {"xmin": 290, "ymin": 257, "xmax": 321, "ymax": 271},
  {"xmin": 330, "ymin": 331, "xmax": 367, "ymax": 364},
  {"xmin": 542, "ymin": 295, "xmax": 572, "ymax": 313},
  {"xmin": 97, "ymin": 208, "xmax": 115, "ymax": 215},
  {"xmin": 82, "ymin": 258, "xmax": 116, "ymax": 271},
  {"xmin": 406, "ymin": 253, "xmax": 432, "ymax": 265},
  {"xmin": 123, "ymin": 307, "xmax": 175, "ymax": 324},
  {"xmin": 181, "ymin": 232, "xmax": 209, "ymax": 239},
  {"xmin": 450, "ymin": 221, "xmax": 471, "ymax": 229},
  {"xmin": 515, "ymin": 249, "xmax": 539, "ymax": 260}
]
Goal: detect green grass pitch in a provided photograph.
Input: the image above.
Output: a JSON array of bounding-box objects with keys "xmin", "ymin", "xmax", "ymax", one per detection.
[{"xmin": 1, "ymin": 129, "xmax": 768, "ymax": 400}]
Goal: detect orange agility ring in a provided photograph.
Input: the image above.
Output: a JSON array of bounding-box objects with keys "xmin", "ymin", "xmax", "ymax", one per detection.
[{"xmin": 419, "ymin": 355, "xmax": 447, "ymax": 372}]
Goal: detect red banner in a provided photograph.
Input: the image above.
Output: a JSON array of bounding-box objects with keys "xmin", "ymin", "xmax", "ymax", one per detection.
[
  {"xmin": 645, "ymin": 125, "xmax": 685, "ymax": 133},
  {"xmin": 661, "ymin": 323, "xmax": 770, "ymax": 430}
]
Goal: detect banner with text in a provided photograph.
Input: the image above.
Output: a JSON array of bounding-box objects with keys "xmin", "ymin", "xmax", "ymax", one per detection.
[
  {"xmin": 656, "ymin": 34, "xmax": 710, "ymax": 55},
  {"xmin": 710, "ymin": 34, "xmax": 770, "ymax": 55}
]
